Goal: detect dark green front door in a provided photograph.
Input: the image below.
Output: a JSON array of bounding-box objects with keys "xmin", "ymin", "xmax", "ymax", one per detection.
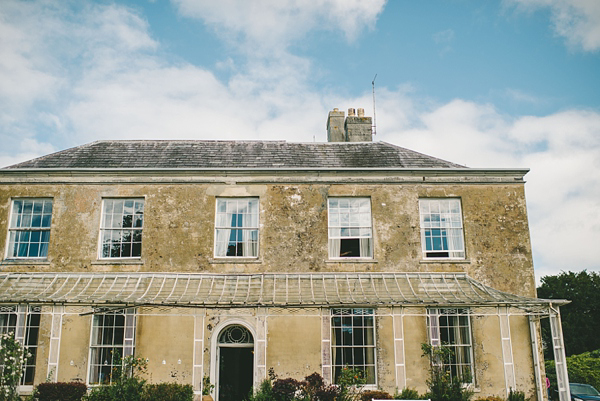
[{"xmin": 218, "ymin": 347, "xmax": 254, "ymax": 401}]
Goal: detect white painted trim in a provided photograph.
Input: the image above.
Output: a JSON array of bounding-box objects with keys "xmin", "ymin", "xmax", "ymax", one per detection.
[
  {"xmin": 321, "ymin": 309, "xmax": 332, "ymax": 383},
  {"xmin": 499, "ymin": 306, "xmax": 516, "ymax": 396},
  {"xmin": 529, "ymin": 317, "xmax": 546, "ymax": 401},
  {"xmin": 193, "ymin": 312, "xmax": 205, "ymax": 395},
  {"xmin": 48, "ymin": 305, "xmax": 64, "ymax": 382},
  {"xmin": 550, "ymin": 307, "xmax": 570, "ymax": 401},
  {"xmin": 393, "ymin": 306, "xmax": 406, "ymax": 390}
]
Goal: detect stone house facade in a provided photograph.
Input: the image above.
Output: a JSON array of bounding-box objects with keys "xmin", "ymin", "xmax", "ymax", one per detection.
[{"xmin": 0, "ymin": 108, "xmax": 569, "ymax": 401}]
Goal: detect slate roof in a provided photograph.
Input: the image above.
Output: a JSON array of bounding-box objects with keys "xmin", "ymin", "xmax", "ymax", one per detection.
[{"xmin": 4, "ymin": 140, "xmax": 464, "ymax": 169}]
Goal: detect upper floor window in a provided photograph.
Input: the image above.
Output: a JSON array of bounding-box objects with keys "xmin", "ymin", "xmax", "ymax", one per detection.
[
  {"xmin": 331, "ymin": 308, "xmax": 376, "ymax": 385},
  {"xmin": 328, "ymin": 198, "xmax": 372, "ymax": 258},
  {"xmin": 6, "ymin": 199, "xmax": 53, "ymax": 259},
  {"xmin": 427, "ymin": 308, "xmax": 474, "ymax": 383},
  {"xmin": 99, "ymin": 199, "xmax": 144, "ymax": 259},
  {"xmin": 419, "ymin": 198, "xmax": 465, "ymax": 259},
  {"xmin": 214, "ymin": 198, "xmax": 259, "ymax": 258}
]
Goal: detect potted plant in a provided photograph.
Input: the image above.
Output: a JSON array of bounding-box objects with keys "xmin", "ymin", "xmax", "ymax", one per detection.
[{"xmin": 202, "ymin": 375, "xmax": 215, "ymax": 401}]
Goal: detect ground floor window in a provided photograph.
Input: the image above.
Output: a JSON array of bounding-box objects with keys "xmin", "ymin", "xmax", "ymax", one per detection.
[
  {"xmin": 89, "ymin": 309, "xmax": 136, "ymax": 384},
  {"xmin": 0, "ymin": 305, "xmax": 41, "ymax": 386},
  {"xmin": 427, "ymin": 308, "xmax": 474, "ymax": 383},
  {"xmin": 331, "ymin": 308, "xmax": 376, "ymax": 384}
]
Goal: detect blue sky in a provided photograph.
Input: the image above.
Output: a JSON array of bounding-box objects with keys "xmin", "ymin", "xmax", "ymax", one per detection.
[{"xmin": 1, "ymin": 0, "xmax": 599, "ymax": 282}]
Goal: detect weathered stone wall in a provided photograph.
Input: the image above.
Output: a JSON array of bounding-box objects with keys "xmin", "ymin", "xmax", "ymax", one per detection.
[
  {"xmin": 0, "ymin": 177, "xmax": 539, "ymax": 397},
  {"xmin": 0, "ymin": 181, "xmax": 535, "ymax": 297}
]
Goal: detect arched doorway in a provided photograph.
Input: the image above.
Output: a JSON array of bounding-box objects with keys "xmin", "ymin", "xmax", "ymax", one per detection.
[{"xmin": 217, "ymin": 324, "xmax": 254, "ymax": 401}]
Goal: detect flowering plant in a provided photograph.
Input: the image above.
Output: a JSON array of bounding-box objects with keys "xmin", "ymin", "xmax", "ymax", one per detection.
[{"xmin": 0, "ymin": 332, "xmax": 30, "ymax": 401}]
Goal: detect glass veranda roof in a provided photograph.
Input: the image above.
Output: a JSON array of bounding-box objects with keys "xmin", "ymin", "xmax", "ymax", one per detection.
[{"xmin": 0, "ymin": 272, "xmax": 565, "ymax": 311}]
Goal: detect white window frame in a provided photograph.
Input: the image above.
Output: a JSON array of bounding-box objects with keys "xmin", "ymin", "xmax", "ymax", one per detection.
[
  {"xmin": 327, "ymin": 197, "xmax": 373, "ymax": 259},
  {"xmin": 98, "ymin": 198, "xmax": 144, "ymax": 260},
  {"xmin": 0, "ymin": 305, "xmax": 42, "ymax": 387},
  {"xmin": 426, "ymin": 308, "xmax": 475, "ymax": 384},
  {"xmin": 5, "ymin": 198, "xmax": 53, "ymax": 260},
  {"xmin": 330, "ymin": 308, "xmax": 377, "ymax": 385},
  {"xmin": 87, "ymin": 308, "xmax": 136, "ymax": 385},
  {"xmin": 419, "ymin": 198, "xmax": 465, "ymax": 259},
  {"xmin": 214, "ymin": 198, "xmax": 259, "ymax": 258}
]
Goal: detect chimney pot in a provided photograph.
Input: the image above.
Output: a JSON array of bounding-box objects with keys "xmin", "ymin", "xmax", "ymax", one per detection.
[
  {"xmin": 348, "ymin": 108, "xmax": 356, "ymax": 117},
  {"xmin": 357, "ymin": 108, "xmax": 364, "ymax": 117}
]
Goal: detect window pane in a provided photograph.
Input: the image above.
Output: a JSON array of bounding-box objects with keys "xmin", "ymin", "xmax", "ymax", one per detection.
[
  {"xmin": 31, "ymin": 214, "xmax": 42, "ymax": 228},
  {"xmin": 113, "ymin": 200, "xmax": 124, "ymax": 214},
  {"xmin": 18, "ymin": 243, "xmax": 29, "ymax": 257},
  {"xmin": 132, "ymin": 242, "xmax": 142, "ymax": 257},
  {"xmin": 42, "ymin": 214, "xmax": 52, "ymax": 227},
  {"xmin": 29, "ymin": 243, "xmax": 39, "ymax": 257},
  {"xmin": 22, "ymin": 214, "xmax": 32, "ymax": 227}
]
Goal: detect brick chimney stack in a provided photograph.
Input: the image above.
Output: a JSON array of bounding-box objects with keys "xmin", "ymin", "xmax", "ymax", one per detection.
[{"xmin": 327, "ymin": 108, "xmax": 373, "ymax": 142}]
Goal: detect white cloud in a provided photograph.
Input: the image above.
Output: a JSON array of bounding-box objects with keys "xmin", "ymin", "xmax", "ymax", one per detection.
[
  {"xmin": 507, "ymin": 0, "xmax": 600, "ymax": 51},
  {"xmin": 0, "ymin": 0, "xmax": 597, "ymax": 284},
  {"xmin": 172, "ymin": 0, "xmax": 386, "ymax": 53},
  {"xmin": 0, "ymin": 0, "xmax": 380, "ymax": 151}
]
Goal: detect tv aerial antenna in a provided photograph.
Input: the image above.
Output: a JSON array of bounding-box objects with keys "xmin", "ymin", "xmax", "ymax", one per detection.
[{"xmin": 372, "ymin": 74, "xmax": 377, "ymax": 136}]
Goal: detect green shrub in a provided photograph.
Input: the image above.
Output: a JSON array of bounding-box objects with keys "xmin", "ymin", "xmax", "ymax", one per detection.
[
  {"xmin": 32, "ymin": 382, "xmax": 87, "ymax": 401},
  {"xmin": 473, "ymin": 397, "xmax": 504, "ymax": 401},
  {"xmin": 85, "ymin": 355, "xmax": 147, "ymax": 401},
  {"xmin": 395, "ymin": 388, "xmax": 422, "ymax": 400},
  {"xmin": 361, "ymin": 390, "xmax": 393, "ymax": 400},
  {"xmin": 507, "ymin": 389, "xmax": 526, "ymax": 401},
  {"xmin": 421, "ymin": 343, "xmax": 474, "ymax": 401},
  {"xmin": 272, "ymin": 378, "xmax": 301, "ymax": 401},
  {"xmin": 336, "ymin": 366, "xmax": 367, "ymax": 401},
  {"xmin": 248, "ymin": 372, "xmax": 341, "ymax": 401},
  {"xmin": 142, "ymin": 383, "xmax": 193, "ymax": 401},
  {"xmin": 301, "ymin": 373, "xmax": 338, "ymax": 401},
  {"xmin": 247, "ymin": 379, "xmax": 276, "ymax": 401}
]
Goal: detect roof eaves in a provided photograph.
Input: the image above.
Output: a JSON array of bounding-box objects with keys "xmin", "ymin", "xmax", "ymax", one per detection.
[{"xmin": 0, "ymin": 167, "xmax": 530, "ymax": 174}]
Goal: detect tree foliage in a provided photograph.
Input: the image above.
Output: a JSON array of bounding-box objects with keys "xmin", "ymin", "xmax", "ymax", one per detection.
[
  {"xmin": 545, "ymin": 349, "xmax": 600, "ymax": 396},
  {"xmin": 537, "ymin": 270, "xmax": 600, "ymax": 358}
]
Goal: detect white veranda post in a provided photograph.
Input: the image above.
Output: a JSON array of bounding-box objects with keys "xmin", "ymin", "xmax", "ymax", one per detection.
[{"xmin": 550, "ymin": 307, "xmax": 570, "ymax": 401}]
